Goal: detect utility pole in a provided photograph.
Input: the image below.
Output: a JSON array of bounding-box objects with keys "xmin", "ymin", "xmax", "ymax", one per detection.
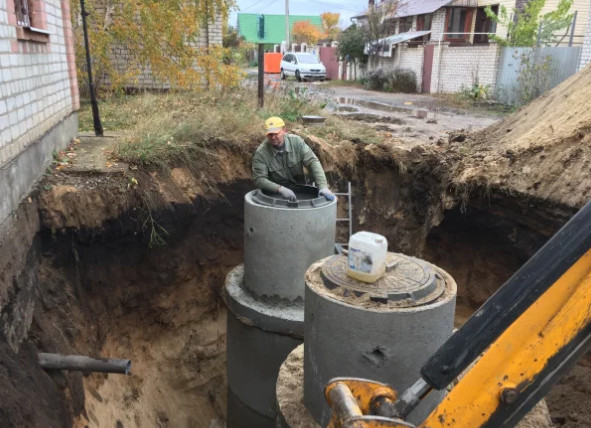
[
  {"xmin": 258, "ymin": 44, "xmax": 264, "ymax": 108},
  {"xmin": 80, "ymin": 0, "xmax": 103, "ymax": 136},
  {"xmin": 285, "ymin": 0, "xmax": 290, "ymax": 51}
]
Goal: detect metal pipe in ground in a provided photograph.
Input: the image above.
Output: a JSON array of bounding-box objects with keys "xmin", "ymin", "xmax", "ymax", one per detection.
[{"xmin": 38, "ymin": 353, "xmax": 131, "ymax": 375}]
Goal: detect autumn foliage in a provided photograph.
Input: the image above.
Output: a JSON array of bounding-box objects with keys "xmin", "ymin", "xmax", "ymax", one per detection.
[
  {"xmin": 292, "ymin": 20, "xmax": 324, "ymax": 45},
  {"xmin": 321, "ymin": 12, "xmax": 340, "ymax": 41},
  {"xmin": 70, "ymin": 0, "xmax": 243, "ymax": 93}
]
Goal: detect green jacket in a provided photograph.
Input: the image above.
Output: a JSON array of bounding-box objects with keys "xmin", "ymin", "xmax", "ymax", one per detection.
[{"xmin": 252, "ymin": 134, "xmax": 328, "ymax": 193}]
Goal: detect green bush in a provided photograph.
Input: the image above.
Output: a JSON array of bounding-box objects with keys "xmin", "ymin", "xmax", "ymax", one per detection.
[
  {"xmin": 461, "ymin": 82, "xmax": 491, "ymax": 100},
  {"xmin": 362, "ymin": 68, "xmax": 417, "ymax": 93},
  {"xmin": 385, "ymin": 68, "xmax": 417, "ymax": 93},
  {"xmin": 363, "ymin": 69, "xmax": 388, "ymax": 90}
]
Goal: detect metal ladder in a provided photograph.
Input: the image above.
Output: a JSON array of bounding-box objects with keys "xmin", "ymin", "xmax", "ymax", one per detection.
[{"xmin": 335, "ymin": 182, "xmax": 353, "ymax": 247}]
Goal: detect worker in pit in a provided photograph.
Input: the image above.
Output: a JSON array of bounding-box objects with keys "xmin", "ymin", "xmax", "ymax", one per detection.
[{"xmin": 252, "ymin": 116, "xmax": 335, "ymax": 202}]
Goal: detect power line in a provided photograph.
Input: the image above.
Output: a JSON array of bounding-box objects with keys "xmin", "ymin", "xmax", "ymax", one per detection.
[
  {"xmin": 236, "ymin": 0, "xmax": 361, "ymax": 18},
  {"xmin": 300, "ymin": 0, "xmax": 362, "ymax": 13},
  {"xmin": 241, "ymin": 0, "xmax": 274, "ymax": 12}
]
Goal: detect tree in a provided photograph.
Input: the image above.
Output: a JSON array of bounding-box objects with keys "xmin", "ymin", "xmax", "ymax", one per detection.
[
  {"xmin": 363, "ymin": 0, "xmax": 397, "ymax": 66},
  {"xmin": 223, "ymin": 26, "xmax": 243, "ymax": 48},
  {"xmin": 321, "ymin": 12, "xmax": 340, "ymax": 41},
  {"xmin": 292, "ymin": 20, "xmax": 324, "ymax": 45},
  {"xmin": 337, "ymin": 24, "xmax": 368, "ymax": 79},
  {"xmin": 71, "ymin": 0, "xmax": 242, "ymax": 93},
  {"xmin": 337, "ymin": 24, "xmax": 367, "ymax": 65},
  {"xmin": 485, "ymin": 0, "xmax": 573, "ymax": 47}
]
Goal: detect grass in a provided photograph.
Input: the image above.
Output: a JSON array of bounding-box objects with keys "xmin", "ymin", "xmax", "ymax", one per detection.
[
  {"xmin": 78, "ymin": 88, "xmax": 383, "ymax": 169},
  {"xmin": 305, "ymin": 115, "xmax": 381, "ymax": 145},
  {"xmin": 433, "ymin": 93, "xmax": 515, "ymax": 116},
  {"xmin": 78, "ymin": 97, "xmax": 154, "ymax": 132},
  {"xmin": 323, "ymin": 79, "xmax": 365, "ymax": 89}
]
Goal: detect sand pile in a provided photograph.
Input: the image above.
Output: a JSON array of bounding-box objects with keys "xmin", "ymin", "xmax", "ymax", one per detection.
[{"xmin": 449, "ymin": 64, "xmax": 591, "ymax": 209}]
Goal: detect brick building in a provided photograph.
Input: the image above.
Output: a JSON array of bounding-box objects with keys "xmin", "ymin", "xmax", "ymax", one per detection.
[
  {"xmin": 0, "ymin": 0, "xmax": 78, "ymax": 225},
  {"xmin": 351, "ymin": 0, "xmax": 588, "ymax": 93}
]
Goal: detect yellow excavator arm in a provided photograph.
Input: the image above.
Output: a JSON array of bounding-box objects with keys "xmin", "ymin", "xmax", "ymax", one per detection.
[{"xmin": 325, "ymin": 200, "xmax": 591, "ymax": 428}]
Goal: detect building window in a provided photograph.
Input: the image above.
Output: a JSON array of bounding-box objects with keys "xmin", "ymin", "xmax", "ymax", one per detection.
[
  {"xmin": 445, "ymin": 7, "xmax": 474, "ymax": 42},
  {"xmin": 15, "ymin": 0, "xmax": 31, "ymax": 27},
  {"xmin": 12, "ymin": 0, "xmax": 50, "ymax": 43},
  {"xmin": 383, "ymin": 18, "xmax": 396, "ymax": 35},
  {"xmin": 417, "ymin": 14, "xmax": 432, "ymax": 32},
  {"xmin": 399, "ymin": 16, "xmax": 413, "ymax": 33},
  {"xmin": 416, "ymin": 13, "xmax": 432, "ymax": 42},
  {"xmin": 474, "ymin": 5, "xmax": 498, "ymax": 44}
]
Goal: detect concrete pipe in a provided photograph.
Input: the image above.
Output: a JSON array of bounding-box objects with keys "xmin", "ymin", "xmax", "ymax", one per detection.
[
  {"xmin": 303, "ymin": 253, "xmax": 457, "ymax": 426},
  {"xmin": 226, "ymin": 186, "xmax": 337, "ymax": 427},
  {"xmin": 244, "ymin": 186, "xmax": 337, "ymax": 301},
  {"xmin": 226, "ymin": 307, "xmax": 302, "ymax": 423}
]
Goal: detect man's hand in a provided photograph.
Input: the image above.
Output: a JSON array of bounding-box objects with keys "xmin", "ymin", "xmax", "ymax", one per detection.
[
  {"xmin": 319, "ymin": 188, "xmax": 335, "ymax": 201},
  {"xmin": 278, "ymin": 186, "xmax": 297, "ymax": 201}
]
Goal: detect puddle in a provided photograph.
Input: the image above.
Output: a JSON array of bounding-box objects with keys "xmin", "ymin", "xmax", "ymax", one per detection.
[
  {"xmin": 335, "ymin": 112, "xmax": 406, "ymax": 124},
  {"xmin": 335, "ymin": 105, "xmax": 359, "ymax": 112},
  {"xmin": 337, "ymin": 97, "xmax": 416, "ymax": 114}
]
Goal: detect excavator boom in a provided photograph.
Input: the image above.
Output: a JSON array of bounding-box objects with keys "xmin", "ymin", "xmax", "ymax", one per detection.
[{"xmin": 326, "ymin": 200, "xmax": 591, "ymax": 427}]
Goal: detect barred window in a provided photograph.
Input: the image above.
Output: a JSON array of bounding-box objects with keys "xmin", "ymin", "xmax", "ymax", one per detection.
[
  {"xmin": 12, "ymin": 0, "xmax": 50, "ymax": 44},
  {"xmin": 15, "ymin": 0, "xmax": 31, "ymax": 27}
]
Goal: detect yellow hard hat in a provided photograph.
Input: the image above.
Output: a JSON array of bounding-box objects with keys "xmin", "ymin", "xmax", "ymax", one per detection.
[{"xmin": 264, "ymin": 116, "xmax": 285, "ymax": 134}]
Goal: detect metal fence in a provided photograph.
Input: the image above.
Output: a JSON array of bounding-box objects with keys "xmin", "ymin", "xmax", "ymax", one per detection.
[{"xmin": 496, "ymin": 46, "xmax": 582, "ymax": 105}]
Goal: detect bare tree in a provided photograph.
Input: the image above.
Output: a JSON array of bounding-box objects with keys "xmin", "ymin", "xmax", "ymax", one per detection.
[{"xmin": 363, "ymin": 0, "xmax": 398, "ymax": 67}]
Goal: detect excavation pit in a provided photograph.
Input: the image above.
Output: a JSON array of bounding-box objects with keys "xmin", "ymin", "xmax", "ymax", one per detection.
[{"xmin": 2, "ymin": 121, "xmax": 591, "ymax": 427}]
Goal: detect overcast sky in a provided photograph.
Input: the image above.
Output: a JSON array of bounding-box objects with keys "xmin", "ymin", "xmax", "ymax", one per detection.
[{"xmin": 228, "ymin": 0, "xmax": 366, "ymax": 29}]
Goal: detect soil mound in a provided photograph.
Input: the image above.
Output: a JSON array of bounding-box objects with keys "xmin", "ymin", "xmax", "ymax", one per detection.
[{"xmin": 450, "ymin": 64, "xmax": 591, "ymax": 209}]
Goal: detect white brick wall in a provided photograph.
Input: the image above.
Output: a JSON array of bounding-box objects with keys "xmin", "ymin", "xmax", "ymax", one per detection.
[
  {"xmin": 431, "ymin": 43, "xmax": 502, "ymax": 93},
  {"xmin": 0, "ymin": 0, "xmax": 75, "ymax": 167},
  {"xmin": 579, "ymin": 8, "xmax": 591, "ymax": 70},
  {"xmin": 431, "ymin": 8, "xmax": 446, "ymax": 42},
  {"xmin": 372, "ymin": 45, "xmax": 425, "ymax": 91}
]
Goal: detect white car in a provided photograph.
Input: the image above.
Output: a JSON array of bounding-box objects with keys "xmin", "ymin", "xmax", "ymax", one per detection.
[{"xmin": 280, "ymin": 52, "xmax": 326, "ymax": 82}]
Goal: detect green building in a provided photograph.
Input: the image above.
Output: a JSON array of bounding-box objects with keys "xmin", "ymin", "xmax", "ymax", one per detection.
[{"xmin": 237, "ymin": 13, "xmax": 323, "ymax": 48}]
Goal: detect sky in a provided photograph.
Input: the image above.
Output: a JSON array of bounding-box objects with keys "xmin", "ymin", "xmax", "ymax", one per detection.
[{"xmin": 228, "ymin": 0, "xmax": 366, "ymax": 29}]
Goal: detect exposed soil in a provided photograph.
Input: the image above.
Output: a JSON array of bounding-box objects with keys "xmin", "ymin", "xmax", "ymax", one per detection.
[
  {"xmin": 2, "ymin": 66, "xmax": 591, "ymax": 427},
  {"xmin": 447, "ymin": 62, "xmax": 591, "ymax": 210}
]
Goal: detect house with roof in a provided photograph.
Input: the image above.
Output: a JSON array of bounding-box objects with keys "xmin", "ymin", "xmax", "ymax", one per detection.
[
  {"xmin": 237, "ymin": 13, "xmax": 323, "ymax": 51},
  {"xmin": 351, "ymin": 0, "xmax": 588, "ymax": 94},
  {"xmin": 0, "ymin": 0, "xmax": 79, "ymax": 227}
]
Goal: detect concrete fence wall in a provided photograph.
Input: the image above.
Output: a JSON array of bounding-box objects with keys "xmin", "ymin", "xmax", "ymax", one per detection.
[
  {"xmin": 580, "ymin": 8, "xmax": 591, "ymax": 70},
  {"xmin": 368, "ymin": 45, "xmax": 425, "ymax": 91},
  {"xmin": 352, "ymin": 41, "xmax": 582, "ymax": 103},
  {"xmin": 497, "ymin": 46, "xmax": 583, "ymax": 104},
  {"xmin": 431, "ymin": 44, "xmax": 502, "ymax": 93},
  {"xmin": 0, "ymin": 0, "xmax": 78, "ymax": 225}
]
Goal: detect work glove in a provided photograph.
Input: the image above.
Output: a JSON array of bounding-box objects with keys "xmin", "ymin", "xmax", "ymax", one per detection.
[
  {"xmin": 319, "ymin": 188, "xmax": 335, "ymax": 201},
  {"xmin": 278, "ymin": 186, "xmax": 297, "ymax": 201}
]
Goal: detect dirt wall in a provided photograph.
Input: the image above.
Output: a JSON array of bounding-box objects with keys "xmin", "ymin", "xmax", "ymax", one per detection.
[{"xmin": 0, "ymin": 131, "xmax": 588, "ymax": 427}]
